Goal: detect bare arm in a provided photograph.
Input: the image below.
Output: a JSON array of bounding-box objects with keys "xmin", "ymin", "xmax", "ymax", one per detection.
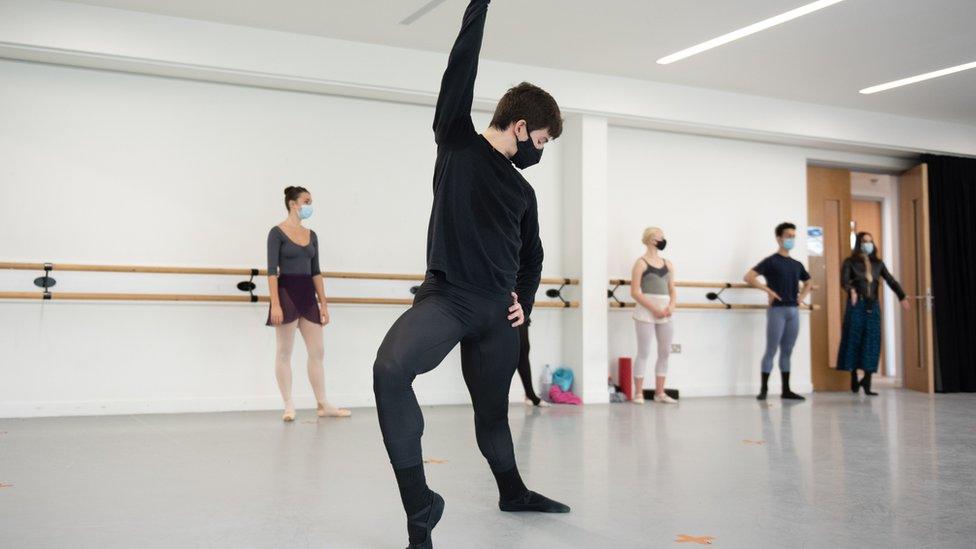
[
  {"xmin": 313, "ymin": 274, "xmax": 330, "ymax": 325},
  {"xmin": 798, "ymin": 279, "xmax": 813, "ymax": 305},
  {"xmin": 310, "ymin": 232, "xmax": 330, "ymax": 325},
  {"xmin": 744, "ymin": 269, "xmax": 781, "ymax": 303},
  {"xmin": 666, "ymin": 260, "xmax": 677, "ymax": 315}
]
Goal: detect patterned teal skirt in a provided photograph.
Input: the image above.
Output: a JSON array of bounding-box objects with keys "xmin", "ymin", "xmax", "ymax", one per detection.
[{"xmin": 836, "ymin": 299, "xmax": 882, "ymax": 373}]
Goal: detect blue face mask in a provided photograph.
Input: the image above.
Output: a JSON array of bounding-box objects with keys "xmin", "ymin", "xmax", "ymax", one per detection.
[
  {"xmin": 861, "ymin": 242, "xmax": 874, "ymax": 255},
  {"xmin": 783, "ymin": 238, "xmax": 795, "ymax": 251},
  {"xmin": 299, "ymin": 204, "xmax": 313, "ymax": 220}
]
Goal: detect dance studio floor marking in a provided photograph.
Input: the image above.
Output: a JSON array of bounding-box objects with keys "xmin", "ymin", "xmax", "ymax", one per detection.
[
  {"xmin": 675, "ymin": 534, "xmax": 715, "ymax": 544},
  {"xmin": 0, "ymin": 483, "xmax": 13, "ymax": 489},
  {"xmin": 742, "ymin": 439, "xmax": 766, "ymax": 445},
  {"xmin": 423, "ymin": 458, "xmax": 449, "ymax": 464}
]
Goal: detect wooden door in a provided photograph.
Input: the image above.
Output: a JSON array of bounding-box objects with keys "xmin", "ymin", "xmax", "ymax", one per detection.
[
  {"xmin": 807, "ymin": 166, "xmax": 852, "ymax": 391},
  {"xmin": 851, "ymin": 199, "xmax": 886, "ymax": 375},
  {"xmin": 899, "ymin": 164, "xmax": 935, "ymax": 393}
]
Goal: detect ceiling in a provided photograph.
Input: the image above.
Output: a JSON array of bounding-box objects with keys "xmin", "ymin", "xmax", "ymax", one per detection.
[{"xmin": 64, "ymin": 0, "xmax": 976, "ymax": 125}]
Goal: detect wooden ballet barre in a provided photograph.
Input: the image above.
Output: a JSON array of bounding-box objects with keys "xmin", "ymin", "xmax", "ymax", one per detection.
[
  {"xmin": 608, "ymin": 278, "xmax": 820, "ymax": 291},
  {"xmin": 609, "ymin": 302, "xmax": 819, "ymax": 311},
  {"xmin": 0, "ymin": 262, "xmax": 578, "ymax": 286},
  {"xmin": 0, "ymin": 291, "xmax": 579, "ymax": 308}
]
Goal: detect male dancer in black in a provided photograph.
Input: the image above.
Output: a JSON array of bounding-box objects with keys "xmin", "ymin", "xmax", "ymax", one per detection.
[{"xmin": 372, "ymin": 1, "xmax": 569, "ymax": 547}]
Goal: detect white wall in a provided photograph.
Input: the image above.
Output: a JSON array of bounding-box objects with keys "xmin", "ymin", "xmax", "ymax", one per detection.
[
  {"xmin": 606, "ymin": 128, "xmax": 908, "ymax": 396},
  {"xmin": 2, "ymin": 0, "xmax": 975, "ymax": 157},
  {"xmin": 0, "ymin": 59, "xmax": 566, "ymax": 417},
  {"xmin": 1, "ymin": 0, "xmax": 966, "ymax": 417}
]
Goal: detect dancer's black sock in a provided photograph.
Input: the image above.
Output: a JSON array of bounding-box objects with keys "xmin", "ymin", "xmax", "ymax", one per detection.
[
  {"xmin": 492, "ymin": 465, "xmax": 529, "ymax": 502},
  {"xmin": 850, "ymin": 370, "xmax": 860, "ymax": 393},
  {"xmin": 757, "ymin": 372, "xmax": 770, "ymax": 400},
  {"xmin": 781, "ymin": 372, "xmax": 806, "ymax": 400},
  {"xmin": 395, "ymin": 465, "xmax": 432, "ymax": 514},
  {"xmin": 394, "ymin": 465, "xmax": 434, "ymax": 544}
]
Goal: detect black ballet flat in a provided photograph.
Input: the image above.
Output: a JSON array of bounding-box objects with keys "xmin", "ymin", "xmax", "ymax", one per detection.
[
  {"xmin": 406, "ymin": 491, "xmax": 445, "ymax": 549},
  {"xmin": 499, "ymin": 490, "xmax": 571, "ymax": 513}
]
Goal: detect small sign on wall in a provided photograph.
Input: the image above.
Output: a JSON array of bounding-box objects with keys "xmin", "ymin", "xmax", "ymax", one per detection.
[{"xmin": 807, "ymin": 226, "xmax": 824, "ymax": 256}]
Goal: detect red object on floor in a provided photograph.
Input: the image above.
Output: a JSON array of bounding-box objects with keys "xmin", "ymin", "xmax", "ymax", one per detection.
[{"xmin": 618, "ymin": 357, "xmax": 633, "ymax": 400}]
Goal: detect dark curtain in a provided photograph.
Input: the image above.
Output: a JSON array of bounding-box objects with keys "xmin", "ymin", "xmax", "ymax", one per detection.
[{"xmin": 924, "ymin": 154, "xmax": 976, "ymax": 392}]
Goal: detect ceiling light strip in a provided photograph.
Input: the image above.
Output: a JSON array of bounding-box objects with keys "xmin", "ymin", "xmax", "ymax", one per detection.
[
  {"xmin": 859, "ymin": 61, "xmax": 976, "ymax": 94},
  {"xmin": 656, "ymin": 0, "xmax": 847, "ymax": 65}
]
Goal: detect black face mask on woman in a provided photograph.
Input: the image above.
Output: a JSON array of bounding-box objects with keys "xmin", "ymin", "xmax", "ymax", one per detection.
[
  {"xmin": 511, "ymin": 129, "xmax": 543, "ymax": 169},
  {"xmin": 655, "ymin": 239, "xmax": 667, "ymax": 251}
]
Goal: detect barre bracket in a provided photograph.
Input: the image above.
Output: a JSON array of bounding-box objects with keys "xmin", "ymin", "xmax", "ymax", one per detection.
[
  {"xmin": 33, "ymin": 263, "xmax": 56, "ymax": 299},
  {"xmin": 705, "ymin": 283, "xmax": 734, "ymax": 308},
  {"xmin": 236, "ymin": 269, "xmax": 259, "ymax": 302},
  {"xmin": 545, "ymin": 282, "xmax": 570, "ymax": 307}
]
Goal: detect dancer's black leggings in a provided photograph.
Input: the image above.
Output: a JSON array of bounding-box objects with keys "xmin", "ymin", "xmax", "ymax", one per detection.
[
  {"xmin": 373, "ymin": 273, "xmax": 519, "ymax": 471},
  {"xmin": 516, "ymin": 323, "xmax": 541, "ymax": 404}
]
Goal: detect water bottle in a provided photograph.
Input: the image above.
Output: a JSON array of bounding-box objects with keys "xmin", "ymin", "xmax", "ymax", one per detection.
[{"xmin": 540, "ymin": 364, "xmax": 553, "ymax": 402}]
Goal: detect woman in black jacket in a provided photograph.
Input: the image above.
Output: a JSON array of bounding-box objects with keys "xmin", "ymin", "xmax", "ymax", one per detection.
[{"xmin": 836, "ymin": 232, "xmax": 910, "ymax": 395}]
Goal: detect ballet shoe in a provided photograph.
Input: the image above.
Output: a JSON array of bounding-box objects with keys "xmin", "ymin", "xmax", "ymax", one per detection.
[
  {"xmin": 654, "ymin": 393, "xmax": 678, "ymax": 404},
  {"xmin": 317, "ymin": 402, "xmax": 352, "ymax": 418},
  {"xmin": 499, "ymin": 490, "xmax": 570, "ymax": 513},
  {"xmin": 406, "ymin": 490, "xmax": 444, "ymax": 549},
  {"xmin": 282, "ymin": 410, "xmax": 296, "ymax": 422}
]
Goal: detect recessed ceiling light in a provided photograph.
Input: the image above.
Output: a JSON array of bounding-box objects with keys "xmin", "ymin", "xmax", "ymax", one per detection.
[
  {"xmin": 656, "ymin": 0, "xmax": 847, "ymax": 65},
  {"xmin": 859, "ymin": 61, "xmax": 976, "ymax": 94}
]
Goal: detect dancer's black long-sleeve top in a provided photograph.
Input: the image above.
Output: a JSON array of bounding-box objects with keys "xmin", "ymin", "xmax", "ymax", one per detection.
[
  {"xmin": 841, "ymin": 257, "xmax": 906, "ymax": 302},
  {"xmin": 426, "ymin": 0, "xmax": 544, "ymax": 317}
]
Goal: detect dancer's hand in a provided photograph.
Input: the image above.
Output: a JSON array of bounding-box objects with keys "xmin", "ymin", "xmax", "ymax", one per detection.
[
  {"xmin": 320, "ymin": 307, "xmax": 330, "ymax": 326},
  {"xmin": 509, "ymin": 292, "xmax": 525, "ymax": 327},
  {"xmin": 900, "ymin": 298, "xmax": 910, "ymax": 311},
  {"xmin": 666, "ymin": 303, "xmax": 676, "ymax": 317},
  {"xmin": 850, "ymin": 291, "xmax": 858, "ymax": 306},
  {"xmin": 651, "ymin": 307, "xmax": 667, "ymax": 319},
  {"xmin": 766, "ymin": 288, "xmax": 781, "ymax": 304},
  {"xmin": 270, "ymin": 304, "xmax": 284, "ymax": 325}
]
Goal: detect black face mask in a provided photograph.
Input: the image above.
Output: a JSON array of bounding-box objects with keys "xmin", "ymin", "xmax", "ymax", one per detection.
[
  {"xmin": 511, "ymin": 129, "xmax": 543, "ymax": 169},
  {"xmin": 655, "ymin": 239, "xmax": 667, "ymax": 251}
]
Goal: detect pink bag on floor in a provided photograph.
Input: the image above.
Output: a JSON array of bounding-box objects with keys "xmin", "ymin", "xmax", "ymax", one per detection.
[{"xmin": 549, "ymin": 385, "xmax": 582, "ymax": 405}]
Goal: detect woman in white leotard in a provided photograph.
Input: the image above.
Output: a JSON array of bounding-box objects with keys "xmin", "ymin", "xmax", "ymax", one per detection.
[{"xmin": 629, "ymin": 227, "xmax": 678, "ymax": 404}]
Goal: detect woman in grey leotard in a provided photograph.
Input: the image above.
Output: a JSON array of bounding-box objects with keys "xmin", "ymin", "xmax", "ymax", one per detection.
[
  {"xmin": 267, "ymin": 186, "xmax": 350, "ymax": 421},
  {"xmin": 629, "ymin": 227, "xmax": 678, "ymax": 404}
]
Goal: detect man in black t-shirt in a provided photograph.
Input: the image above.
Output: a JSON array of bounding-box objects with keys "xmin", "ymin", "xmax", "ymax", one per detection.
[
  {"xmin": 744, "ymin": 222, "xmax": 813, "ymax": 401},
  {"xmin": 372, "ymin": 2, "xmax": 569, "ymax": 548}
]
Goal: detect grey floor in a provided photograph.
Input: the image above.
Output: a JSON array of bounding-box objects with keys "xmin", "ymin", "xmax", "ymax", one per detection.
[{"xmin": 2, "ymin": 391, "xmax": 974, "ymax": 549}]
